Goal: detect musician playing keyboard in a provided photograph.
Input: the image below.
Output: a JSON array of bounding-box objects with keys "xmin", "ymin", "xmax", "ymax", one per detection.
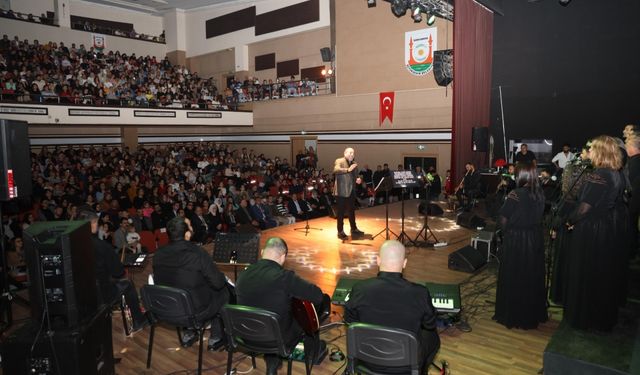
[{"xmin": 344, "ymin": 240, "xmax": 440, "ymax": 373}]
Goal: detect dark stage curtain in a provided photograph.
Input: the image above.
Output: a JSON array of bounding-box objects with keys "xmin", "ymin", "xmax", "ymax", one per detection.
[{"xmin": 451, "ymin": 0, "xmax": 494, "ymax": 183}]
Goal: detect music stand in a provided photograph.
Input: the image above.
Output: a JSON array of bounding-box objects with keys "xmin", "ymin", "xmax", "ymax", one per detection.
[
  {"xmin": 414, "ymin": 182, "xmax": 439, "ymax": 247},
  {"xmin": 392, "ymin": 171, "xmax": 421, "ymax": 246},
  {"xmin": 213, "ymin": 232, "xmax": 260, "ymax": 281},
  {"xmin": 372, "ymin": 177, "xmax": 397, "ymax": 240}
]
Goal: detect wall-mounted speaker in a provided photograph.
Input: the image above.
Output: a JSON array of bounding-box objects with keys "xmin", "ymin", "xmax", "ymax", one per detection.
[
  {"xmin": 320, "ymin": 47, "xmax": 332, "ymax": 62},
  {"xmin": 472, "ymin": 127, "xmax": 489, "ymax": 152},
  {"xmin": 0, "ymin": 119, "xmax": 32, "ymax": 201},
  {"xmin": 433, "ymin": 49, "xmax": 453, "ymax": 87}
]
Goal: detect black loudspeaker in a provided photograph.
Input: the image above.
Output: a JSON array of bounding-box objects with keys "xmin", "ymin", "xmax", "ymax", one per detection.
[
  {"xmin": 24, "ymin": 221, "xmax": 97, "ymax": 327},
  {"xmin": 448, "ymin": 245, "xmax": 487, "ymax": 273},
  {"xmin": 456, "ymin": 212, "xmax": 486, "ymax": 229},
  {"xmin": 320, "ymin": 47, "xmax": 332, "ymax": 62},
  {"xmin": 0, "ymin": 119, "xmax": 32, "ymax": 201},
  {"xmin": 1, "ymin": 305, "xmax": 114, "ymax": 375},
  {"xmin": 433, "ymin": 49, "xmax": 453, "ymax": 86},
  {"xmin": 418, "ymin": 202, "xmax": 444, "ymax": 216},
  {"xmin": 472, "ymin": 127, "xmax": 489, "ymax": 152}
]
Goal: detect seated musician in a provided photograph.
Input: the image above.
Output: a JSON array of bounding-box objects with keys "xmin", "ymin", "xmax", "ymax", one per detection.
[
  {"xmin": 455, "ymin": 162, "xmax": 482, "ymax": 211},
  {"xmin": 153, "ymin": 216, "xmax": 231, "ymax": 350},
  {"xmin": 345, "ymin": 240, "xmax": 440, "ymax": 373},
  {"xmin": 236, "ymin": 237, "xmax": 331, "ymax": 375}
]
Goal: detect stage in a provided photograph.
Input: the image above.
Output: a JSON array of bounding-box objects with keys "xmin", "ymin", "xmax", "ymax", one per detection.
[
  {"xmin": 104, "ymin": 200, "xmax": 561, "ymax": 375},
  {"xmin": 3, "ymin": 200, "xmax": 562, "ymax": 375}
]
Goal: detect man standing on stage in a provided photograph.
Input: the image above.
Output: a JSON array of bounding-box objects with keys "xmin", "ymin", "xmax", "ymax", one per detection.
[{"xmin": 334, "ymin": 147, "xmax": 364, "ymax": 239}]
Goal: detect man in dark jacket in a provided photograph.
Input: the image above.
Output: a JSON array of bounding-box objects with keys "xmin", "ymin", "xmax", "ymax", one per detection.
[
  {"xmin": 236, "ymin": 237, "xmax": 330, "ymax": 375},
  {"xmin": 345, "ymin": 240, "xmax": 440, "ymax": 373},
  {"xmin": 333, "ymin": 147, "xmax": 364, "ymax": 239},
  {"xmin": 153, "ymin": 216, "xmax": 230, "ymax": 349}
]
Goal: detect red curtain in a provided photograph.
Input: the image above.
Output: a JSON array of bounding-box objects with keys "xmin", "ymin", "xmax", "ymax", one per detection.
[{"xmin": 451, "ymin": 0, "xmax": 494, "ymax": 183}]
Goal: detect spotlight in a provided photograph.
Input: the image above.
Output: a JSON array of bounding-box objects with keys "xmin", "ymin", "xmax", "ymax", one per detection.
[
  {"xmin": 321, "ymin": 69, "xmax": 327, "ymax": 75},
  {"xmin": 367, "ymin": 0, "xmax": 376, "ymax": 7},
  {"xmin": 426, "ymin": 13, "xmax": 436, "ymax": 25},
  {"xmin": 411, "ymin": 4, "xmax": 422, "ymax": 22},
  {"xmin": 327, "ymin": 68, "xmax": 333, "ymax": 75},
  {"xmin": 391, "ymin": 0, "xmax": 408, "ymax": 17},
  {"xmin": 558, "ymin": 0, "xmax": 572, "ymax": 6}
]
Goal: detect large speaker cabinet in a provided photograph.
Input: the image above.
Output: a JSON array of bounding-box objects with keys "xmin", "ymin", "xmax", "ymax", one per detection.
[
  {"xmin": 0, "ymin": 119, "xmax": 32, "ymax": 201},
  {"xmin": 24, "ymin": 221, "xmax": 97, "ymax": 327}
]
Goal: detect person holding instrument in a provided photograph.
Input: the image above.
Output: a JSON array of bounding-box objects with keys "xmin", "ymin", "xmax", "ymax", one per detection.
[
  {"xmin": 333, "ymin": 147, "xmax": 364, "ymax": 239},
  {"xmin": 455, "ymin": 162, "xmax": 481, "ymax": 211}
]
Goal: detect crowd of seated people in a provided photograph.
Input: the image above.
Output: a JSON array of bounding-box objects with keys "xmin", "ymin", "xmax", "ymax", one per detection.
[
  {"xmin": 1, "ymin": 143, "xmax": 341, "ymax": 255},
  {"xmin": 0, "ymin": 8, "xmax": 56, "ymax": 26},
  {"xmin": 73, "ymin": 20, "xmax": 166, "ymax": 44},
  {"xmin": 224, "ymin": 74, "xmax": 322, "ymax": 105},
  {"xmin": 0, "ymin": 36, "xmax": 228, "ymax": 109}
]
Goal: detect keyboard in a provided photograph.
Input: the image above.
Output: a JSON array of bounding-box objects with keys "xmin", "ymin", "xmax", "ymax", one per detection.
[
  {"xmin": 432, "ymin": 297, "xmax": 454, "ymax": 310},
  {"xmin": 331, "ymin": 278, "xmax": 462, "ymax": 314},
  {"xmin": 423, "ymin": 282, "xmax": 461, "ymax": 314}
]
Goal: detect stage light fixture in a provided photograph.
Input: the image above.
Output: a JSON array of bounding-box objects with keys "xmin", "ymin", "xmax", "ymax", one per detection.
[
  {"xmin": 426, "ymin": 13, "xmax": 436, "ymax": 25},
  {"xmin": 411, "ymin": 3, "xmax": 422, "ymax": 22},
  {"xmin": 321, "ymin": 69, "xmax": 327, "ymax": 75},
  {"xmin": 327, "ymin": 68, "xmax": 333, "ymax": 75},
  {"xmin": 391, "ymin": 0, "xmax": 409, "ymax": 17},
  {"xmin": 558, "ymin": 0, "xmax": 572, "ymax": 6},
  {"xmin": 367, "ymin": 0, "xmax": 376, "ymax": 7}
]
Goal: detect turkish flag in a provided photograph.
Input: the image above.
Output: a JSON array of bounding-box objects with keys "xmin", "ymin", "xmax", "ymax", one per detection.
[{"xmin": 379, "ymin": 91, "xmax": 395, "ymax": 126}]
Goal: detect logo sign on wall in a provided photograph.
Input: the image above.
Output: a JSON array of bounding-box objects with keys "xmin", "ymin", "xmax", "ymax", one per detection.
[
  {"xmin": 92, "ymin": 34, "xmax": 106, "ymax": 50},
  {"xmin": 405, "ymin": 28, "xmax": 437, "ymax": 76}
]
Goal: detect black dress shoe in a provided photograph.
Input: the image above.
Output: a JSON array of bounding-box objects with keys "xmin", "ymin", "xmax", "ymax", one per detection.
[
  {"xmin": 180, "ymin": 331, "xmax": 197, "ymax": 348},
  {"xmin": 337, "ymin": 232, "xmax": 348, "ymax": 239},
  {"xmin": 351, "ymin": 229, "xmax": 364, "ymax": 235}
]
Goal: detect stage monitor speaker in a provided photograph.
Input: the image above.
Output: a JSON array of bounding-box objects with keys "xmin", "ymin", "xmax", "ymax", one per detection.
[
  {"xmin": 0, "ymin": 119, "xmax": 32, "ymax": 201},
  {"xmin": 320, "ymin": 47, "xmax": 332, "ymax": 62},
  {"xmin": 448, "ymin": 245, "xmax": 486, "ymax": 273},
  {"xmin": 418, "ymin": 202, "xmax": 444, "ymax": 216},
  {"xmin": 24, "ymin": 221, "xmax": 97, "ymax": 328},
  {"xmin": 456, "ymin": 212, "xmax": 486, "ymax": 229},
  {"xmin": 472, "ymin": 127, "xmax": 489, "ymax": 152},
  {"xmin": 433, "ymin": 49, "xmax": 453, "ymax": 86},
  {"xmin": 1, "ymin": 305, "xmax": 114, "ymax": 375}
]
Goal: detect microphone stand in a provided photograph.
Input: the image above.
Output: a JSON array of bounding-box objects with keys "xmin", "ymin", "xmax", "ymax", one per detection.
[{"xmin": 294, "ymin": 200, "xmax": 323, "ymax": 237}]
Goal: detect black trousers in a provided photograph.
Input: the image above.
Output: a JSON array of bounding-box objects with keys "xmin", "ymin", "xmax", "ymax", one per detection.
[
  {"xmin": 336, "ymin": 193, "xmax": 357, "ymax": 233},
  {"xmin": 265, "ymin": 294, "xmax": 331, "ymax": 372}
]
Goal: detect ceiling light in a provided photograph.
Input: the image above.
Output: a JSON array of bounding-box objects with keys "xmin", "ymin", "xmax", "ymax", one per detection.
[
  {"xmin": 411, "ymin": 4, "xmax": 422, "ymax": 22},
  {"xmin": 391, "ymin": 0, "xmax": 409, "ymax": 17},
  {"xmin": 367, "ymin": 0, "xmax": 377, "ymax": 7},
  {"xmin": 426, "ymin": 13, "xmax": 436, "ymax": 25}
]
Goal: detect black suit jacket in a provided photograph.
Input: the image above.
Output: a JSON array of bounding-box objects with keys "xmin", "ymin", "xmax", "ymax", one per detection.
[
  {"xmin": 236, "ymin": 259, "xmax": 323, "ymax": 340},
  {"xmin": 153, "ymin": 240, "xmax": 229, "ymax": 315},
  {"xmin": 344, "ymin": 272, "xmax": 438, "ymax": 335},
  {"xmin": 91, "ymin": 235, "xmax": 125, "ymax": 303}
]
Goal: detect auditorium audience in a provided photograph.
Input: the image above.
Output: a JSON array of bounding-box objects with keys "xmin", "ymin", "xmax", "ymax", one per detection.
[{"xmin": 0, "ymin": 36, "xmax": 224, "ymax": 109}]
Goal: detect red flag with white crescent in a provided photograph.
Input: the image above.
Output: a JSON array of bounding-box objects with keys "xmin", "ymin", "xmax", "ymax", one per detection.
[{"xmin": 379, "ymin": 91, "xmax": 395, "ymax": 126}]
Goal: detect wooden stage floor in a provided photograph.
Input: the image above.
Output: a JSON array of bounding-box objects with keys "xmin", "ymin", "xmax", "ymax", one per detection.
[{"xmin": 5, "ymin": 200, "xmax": 561, "ymax": 375}]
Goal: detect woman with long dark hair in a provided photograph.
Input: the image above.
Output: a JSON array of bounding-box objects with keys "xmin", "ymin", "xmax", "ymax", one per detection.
[
  {"xmin": 494, "ymin": 164, "xmax": 548, "ymax": 329},
  {"xmin": 564, "ymin": 135, "xmax": 628, "ymax": 331}
]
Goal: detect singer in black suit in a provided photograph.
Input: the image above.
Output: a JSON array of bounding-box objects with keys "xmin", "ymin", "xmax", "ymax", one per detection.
[{"xmin": 333, "ymin": 147, "xmax": 364, "ymax": 239}]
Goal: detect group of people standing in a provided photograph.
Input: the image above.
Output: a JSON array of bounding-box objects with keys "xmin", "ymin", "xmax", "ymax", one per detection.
[{"xmin": 494, "ymin": 133, "xmax": 633, "ymax": 332}]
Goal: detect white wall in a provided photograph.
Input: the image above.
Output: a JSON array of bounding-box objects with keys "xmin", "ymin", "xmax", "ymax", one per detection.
[
  {"xmin": 184, "ymin": 0, "xmax": 330, "ymax": 58},
  {"xmin": 70, "ymin": 0, "xmax": 163, "ymax": 36},
  {"xmin": 0, "ymin": 17, "xmax": 166, "ymax": 57},
  {"xmin": 8, "ymin": 0, "xmax": 54, "ymax": 16},
  {"xmin": 163, "ymin": 9, "xmax": 186, "ymax": 52}
]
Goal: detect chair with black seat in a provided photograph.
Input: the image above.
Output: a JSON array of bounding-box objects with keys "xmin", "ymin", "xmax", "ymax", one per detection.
[
  {"xmin": 140, "ymin": 284, "xmax": 211, "ymax": 375},
  {"xmin": 220, "ymin": 304, "xmax": 313, "ymax": 375},
  {"xmin": 346, "ymin": 323, "xmax": 426, "ymax": 375}
]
